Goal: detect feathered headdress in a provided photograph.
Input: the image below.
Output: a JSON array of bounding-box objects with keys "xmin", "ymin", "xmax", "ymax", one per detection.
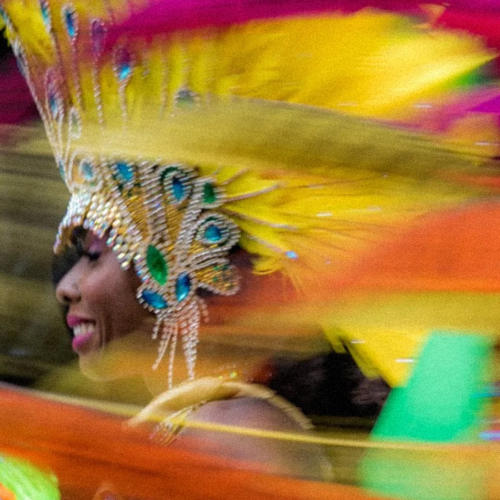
[{"xmin": 0, "ymin": 0, "xmax": 496, "ymax": 387}]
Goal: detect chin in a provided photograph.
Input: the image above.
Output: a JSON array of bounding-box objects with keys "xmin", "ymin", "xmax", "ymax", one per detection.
[{"xmin": 78, "ymin": 341, "xmax": 151, "ymax": 382}]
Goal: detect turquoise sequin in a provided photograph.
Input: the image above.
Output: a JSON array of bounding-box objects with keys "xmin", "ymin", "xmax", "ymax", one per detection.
[
  {"xmin": 39, "ymin": 0, "xmax": 51, "ymax": 29},
  {"xmin": 80, "ymin": 161, "xmax": 94, "ymax": 181},
  {"xmin": 172, "ymin": 176, "xmax": 185, "ymax": 201},
  {"xmin": 115, "ymin": 161, "xmax": 134, "ymax": 183},
  {"xmin": 48, "ymin": 91, "xmax": 59, "ymax": 115},
  {"xmin": 204, "ymin": 224, "xmax": 222, "ymax": 243},
  {"xmin": 63, "ymin": 5, "xmax": 77, "ymax": 38},
  {"xmin": 115, "ymin": 49, "xmax": 132, "ymax": 81}
]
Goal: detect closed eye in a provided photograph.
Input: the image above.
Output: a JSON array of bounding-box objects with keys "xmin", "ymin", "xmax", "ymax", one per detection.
[{"xmin": 81, "ymin": 251, "xmax": 101, "ymax": 262}]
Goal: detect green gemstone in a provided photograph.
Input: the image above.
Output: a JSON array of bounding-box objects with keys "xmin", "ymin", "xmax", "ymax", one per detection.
[
  {"xmin": 203, "ymin": 182, "xmax": 217, "ymax": 204},
  {"xmin": 146, "ymin": 245, "xmax": 168, "ymax": 285}
]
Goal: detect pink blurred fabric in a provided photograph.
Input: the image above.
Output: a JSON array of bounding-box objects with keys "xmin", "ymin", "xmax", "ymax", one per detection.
[
  {"xmin": 0, "ymin": 56, "xmax": 37, "ymax": 123},
  {"xmin": 105, "ymin": 0, "xmax": 424, "ymax": 44},
  {"xmin": 105, "ymin": 0, "xmax": 500, "ymax": 55}
]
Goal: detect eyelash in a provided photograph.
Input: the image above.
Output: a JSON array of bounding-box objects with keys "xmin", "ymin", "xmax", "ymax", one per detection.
[{"xmin": 81, "ymin": 251, "xmax": 101, "ymax": 262}]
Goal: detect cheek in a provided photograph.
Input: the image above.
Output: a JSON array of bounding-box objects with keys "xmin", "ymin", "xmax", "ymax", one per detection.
[
  {"xmin": 82, "ymin": 259, "xmax": 150, "ymax": 330},
  {"xmin": 113, "ymin": 274, "xmax": 150, "ymax": 328}
]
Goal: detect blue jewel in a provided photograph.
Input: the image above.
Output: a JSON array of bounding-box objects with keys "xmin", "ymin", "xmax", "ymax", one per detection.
[
  {"xmin": 118, "ymin": 63, "xmax": 131, "ymax": 81},
  {"xmin": 172, "ymin": 176, "xmax": 185, "ymax": 201},
  {"xmin": 48, "ymin": 91, "xmax": 59, "ymax": 115},
  {"xmin": 141, "ymin": 289, "xmax": 168, "ymax": 309},
  {"xmin": 57, "ymin": 159, "xmax": 65, "ymax": 180},
  {"xmin": 80, "ymin": 161, "xmax": 94, "ymax": 181},
  {"xmin": 0, "ymin": 6, "xmax": 9, "ymax": 26},
  {"xmin": 115, "ymin": 161, "xmax": 134, "ymax": 183},
  {"xmin": 286, "ymin": 251, "xmax": 298, "ymax": 259},
  {"xmin": 175, "ymin": 273, "xmax": 191, "ymax": 302},
  {"xmin": 39, "ymin": 0, "xmax": 51, "ymax": 29},
  {"xmin": 115, "ymin": 48, "xmax": 132, "ymax": 81},
  {"xmin": 204, "ymin": 224, "xmax": 222, "ymax": 243},
  {"xmin": 63, "ymin": 5, "xmax": 77, "ymax": 38}
]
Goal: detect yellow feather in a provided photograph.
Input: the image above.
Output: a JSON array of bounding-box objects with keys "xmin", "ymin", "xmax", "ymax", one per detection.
[{"xmin": 2, "ymin": 1, "xmax": 498, "ymax": 388}]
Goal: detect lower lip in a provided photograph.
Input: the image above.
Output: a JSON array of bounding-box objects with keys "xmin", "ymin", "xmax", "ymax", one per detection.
[{"xmin": 72, "ymin": 331, "xmax": 95, "ymax": 354}]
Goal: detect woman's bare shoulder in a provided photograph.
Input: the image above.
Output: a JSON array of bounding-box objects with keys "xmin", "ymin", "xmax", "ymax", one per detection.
[{"xmin": 177, "ymin": 397, "xmax": 333, "ymax": 480}]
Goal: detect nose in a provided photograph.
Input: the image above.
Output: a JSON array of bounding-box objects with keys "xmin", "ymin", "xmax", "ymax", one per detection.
[{"xmin": 55, "ymin": 260, "xmax": 83, "ymax": 305}]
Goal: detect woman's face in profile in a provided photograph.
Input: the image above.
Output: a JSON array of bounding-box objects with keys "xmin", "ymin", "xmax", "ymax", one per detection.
[{"xmin": 55, "ymin": 230, "xmax": 154, "ymax": 378}]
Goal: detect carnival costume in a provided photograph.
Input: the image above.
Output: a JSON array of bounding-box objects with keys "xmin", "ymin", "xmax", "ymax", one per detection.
[{"xmin": 0, "ymin": 0, "xmax": 497, "ymax": 433}]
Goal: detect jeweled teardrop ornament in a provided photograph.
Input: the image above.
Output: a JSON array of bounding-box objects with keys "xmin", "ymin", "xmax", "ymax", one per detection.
[
  {"xmin": 115, "ymin": 47, "xmax": 133, "ymax": 82},
  {"xmin": 48, "ymin": 92, "xmax": 58, "ymax": 115},
  {"xmin": 57, "ymin": 159, "xmax": 65, "ymax": 180},
  {"xmin": 39, "ymin": 0, "xmax": 51, "ymax": 30},
  {"xmin": 172, "ymin": 176, "xmax": 185, "ymax": 201},
  {"xmin": 47, "ymin": 83, "xmax": 62, "ymax": 117},
  {"xmin": 203, "ymin": 182, "xmax": 216, "ymax": 204},
  {"xmin": 91, "ymin": 19, "xmax": 106, "ymax": 58},
  {"xmin": 204, "ymin": 224, "xmax": 222, "ymax": 243},
  {"xmin": 147, "ymin": 245, "xmax": 168, "ymax": 285},
  {"xmin": 80, "ymin": 160, "xmax": 94, "ymax": 181},
  {"xmin": 141, "ymin": 289, "xmax": 168, "ymax": 309},
  {"xmin": 175, "ymin": 273, "xmax": 191, "ymax": 302},
  {"xmin": 62, "ymin": 4, "xmax": 77, "ymax": 39}
]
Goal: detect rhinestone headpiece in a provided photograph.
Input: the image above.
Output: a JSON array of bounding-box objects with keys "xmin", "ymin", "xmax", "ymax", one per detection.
[
  {"xmin": 0, "ymin": 0, "xmax": 494, "ymax": 389},
  {"xmin": 0, "ymin": 0, "xmax": 246, "ymax": 384}
]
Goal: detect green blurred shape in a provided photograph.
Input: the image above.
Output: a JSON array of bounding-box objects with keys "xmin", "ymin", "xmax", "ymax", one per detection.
[
  {"xmin": 360, "ymin": 331, "xmax": 493, "ymax": 500},
  {"xmin": 372, "ymin": 331, "xmax": 493, "ymax": 443},
  {"xmin": 0, "ymin": 453, "xmax": 60, "ymax": 500}
]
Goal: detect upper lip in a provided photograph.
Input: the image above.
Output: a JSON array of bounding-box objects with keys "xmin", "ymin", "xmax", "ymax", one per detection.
[{"xmin": 67, "ymin": 314, "xmax": 94, "ymax": 329}]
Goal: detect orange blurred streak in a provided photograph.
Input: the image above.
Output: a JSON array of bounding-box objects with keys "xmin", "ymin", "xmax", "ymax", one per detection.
[
  {"xmin": 0, "ymin": 484, "xmax": 16, "ymax": 500},
  {"xmin": 345, "ymin": 201, "xmax": 500, "ymax": 292},
  {"xmin": 0, "ymin": 384, "xmax": 387, "ymax": 500}
]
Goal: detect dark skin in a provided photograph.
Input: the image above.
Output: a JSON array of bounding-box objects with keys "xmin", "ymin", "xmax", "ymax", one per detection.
[
  {"xmin": 53, "ymin": 229, "xmax": 389, "ymax": 423},
  {"xmin": 53, "ymin": 229, "xmax": 337, "ymax": 479}
]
